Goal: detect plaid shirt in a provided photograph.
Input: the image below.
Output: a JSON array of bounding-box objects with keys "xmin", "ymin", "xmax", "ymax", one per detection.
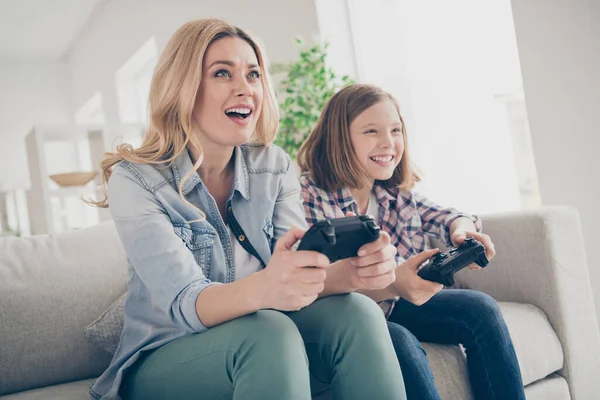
[{"xmin": 299, "ymin": 173, "xmax": 482, "ymax": 317}]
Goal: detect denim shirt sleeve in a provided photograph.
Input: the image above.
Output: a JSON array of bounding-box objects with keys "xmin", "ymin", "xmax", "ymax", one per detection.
[
  {"xmin": 108, "ymin": 165, "xmax": 221, "ymax": 333},
  {"xmin": 271, "ymin": 156, "xmax": 308, "ymax": 247}
]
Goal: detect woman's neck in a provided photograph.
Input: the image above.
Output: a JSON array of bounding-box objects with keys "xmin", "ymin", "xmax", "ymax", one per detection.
[
  {"xmin": 189, "ymin": 142, "xmax": 235, "ymax": 219},
  {"xmin": 350, "ymin": 184, "xmax": 374, "ymax": 215},
  {"xmin": 189, "ymin": 142, "xmax": 235, "ymax": 184}
]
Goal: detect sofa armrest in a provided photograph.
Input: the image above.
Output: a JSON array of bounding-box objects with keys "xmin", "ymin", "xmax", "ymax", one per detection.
[{"xmin": 452, "ymin": 205, "xmax": 600, "ymax": 399}]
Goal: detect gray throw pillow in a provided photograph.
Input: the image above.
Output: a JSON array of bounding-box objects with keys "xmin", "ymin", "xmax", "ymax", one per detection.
[{"xmin": 84, "ymin": 292, "xmax": 127, "ymax": 354}]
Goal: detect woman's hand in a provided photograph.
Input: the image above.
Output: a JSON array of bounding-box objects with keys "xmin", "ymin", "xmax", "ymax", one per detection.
[
  {"xmin": 451, "ymin": 230, "xmax": 496, "ymax": 270},
  {"xmin": 393, "ymin": 249, "xmax": 444, "ymax": 305},
  {"xmin": 257, "ymin": 226, "xmax": 330, "ymax": 311},
  {"xmin": 345, "ymin": 231, "xmax": 398, "ymax": 291}
]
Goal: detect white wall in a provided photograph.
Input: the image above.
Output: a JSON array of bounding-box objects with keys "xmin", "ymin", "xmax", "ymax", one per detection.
[
  {"xmin": 67, "ymin": 0, "xmax": 322, "ymax": 148},
  {"xmin": 511, "ymin": 0, "xmax": 600, "ymax": 323},
  {"xmin": 0, "ymin": 60, "xmax": 72, "ymax": 190}
]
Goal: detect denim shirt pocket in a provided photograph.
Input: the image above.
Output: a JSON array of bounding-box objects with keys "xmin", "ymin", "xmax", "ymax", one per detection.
[
  {"xmin": 262, "ymin": 219, "xmax": 274, "ymax": 240},
  {"xmin": 174, "ymin": 225, "xmax": 215, "ymax": 277}
]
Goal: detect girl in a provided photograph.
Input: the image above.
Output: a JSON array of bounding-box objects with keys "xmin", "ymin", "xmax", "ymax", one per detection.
[
  {"xmin": 88, "ymin": 22, "xmax": 405, "ymax": 400},
  {"xmin": 298, "ymin": 83, "xmax": 525, "ymax": 400}
]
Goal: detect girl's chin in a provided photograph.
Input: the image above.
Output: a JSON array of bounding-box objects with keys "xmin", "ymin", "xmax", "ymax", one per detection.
[{"xmin": 367, "ymin": 169, "xmax": 396, "ymax": 182}]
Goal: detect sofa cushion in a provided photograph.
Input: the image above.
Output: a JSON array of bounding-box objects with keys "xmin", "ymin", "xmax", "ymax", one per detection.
[
  {"xmin": 0, "ymin": 379, "xmax": 95, "ymax": 400},
  {"xmin": 0, "ymin": 222, "xmax": 128, "ymax": 396},
  {"xmin": 524, "ymin": 374, "xmax": 571, "ymax": 400},
  {"xmin": 500, "ymin": 302, "xmax": 563, "ymax": 386},
  {"xmin": 424, "ymin": 301, "xmax": 563, "ymax": 399},
  {"xmin": 84, "ymin": 292, "xmax": 127, "ymax": 354},
  {"xmin": 423, "ymin": 343, "xmax": 474, "ymax": 400}
]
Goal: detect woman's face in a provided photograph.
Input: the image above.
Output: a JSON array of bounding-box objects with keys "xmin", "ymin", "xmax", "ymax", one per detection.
[
  {"xmin": 349, "ymin": 99, "xmax": 405, "ymax": 185},
  {"xmin": 193, "ymin": 36, "xmax": 264, "ymax": 148}
]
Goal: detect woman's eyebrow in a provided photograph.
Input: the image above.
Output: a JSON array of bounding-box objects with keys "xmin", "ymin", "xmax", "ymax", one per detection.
[{"xmin": 207, "ymin": 60, "xmax": 259, "ymax": 69}]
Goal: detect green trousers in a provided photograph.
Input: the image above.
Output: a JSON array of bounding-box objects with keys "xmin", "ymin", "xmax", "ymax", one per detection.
[{"xmin": 120, "ymin": 293, "xmax": 406, "ymax": 400}]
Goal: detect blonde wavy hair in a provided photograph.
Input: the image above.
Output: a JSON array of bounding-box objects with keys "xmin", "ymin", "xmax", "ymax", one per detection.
[{"xmin": 88, "ymin": 18, "xmax": 279, "ymax": 209}]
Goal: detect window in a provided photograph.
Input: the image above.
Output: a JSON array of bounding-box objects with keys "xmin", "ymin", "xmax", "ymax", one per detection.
[
  {"xmin": 347, "ymin": 0, "xmax": 540, "ymax": 213},
  {"xmin": 74, "ymin": 92, "xmax": 105, "ymax": 125},
  {"xmin": 115, "ymin": 37, "xmax": 158, "ymax": 125}
]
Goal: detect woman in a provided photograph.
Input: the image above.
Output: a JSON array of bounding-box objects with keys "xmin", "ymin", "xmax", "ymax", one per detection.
[
  {"xmin": 298, "ymin": 83, "xmax": 526, "ymax": 400},
  {"xmin": 88, "ymin": 20, "xmax": 406, "ymax": 400}
]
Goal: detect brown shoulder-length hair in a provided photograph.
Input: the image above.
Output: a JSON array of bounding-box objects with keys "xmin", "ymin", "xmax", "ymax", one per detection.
[{"xmin": 297, "ymin": 83, "xmax": 420, "ymax": 192}]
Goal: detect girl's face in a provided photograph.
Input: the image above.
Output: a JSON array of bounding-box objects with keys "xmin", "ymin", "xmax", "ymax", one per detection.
[
  {"xmin": 193, "ymin": 37, "xmax": 264, "ymax": 148},
  {"xmin": 349, "ymin": 99, "xmax": 405, "ymax": 185}
]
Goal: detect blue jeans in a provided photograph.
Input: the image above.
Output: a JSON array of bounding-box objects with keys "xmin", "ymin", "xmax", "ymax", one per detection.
[{"xmin": 387, "ymin": 289, "xmax": 525, "ymax": 400}]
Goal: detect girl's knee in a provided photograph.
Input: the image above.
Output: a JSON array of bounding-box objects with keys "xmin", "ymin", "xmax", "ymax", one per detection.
[
  {"xmin": 387, "ymin": 322, "xmax": 427, "ymax": 358},
  {"xmin": 459, "ymin": 290, "xmax": 507, "ymax": 330},
  {"xmin": 466, "ymin": 291, "xmax": 502, "ymax": 316}
]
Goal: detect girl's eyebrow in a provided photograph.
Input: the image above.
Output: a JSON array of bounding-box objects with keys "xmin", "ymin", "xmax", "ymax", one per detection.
[{"xmin": 359, "ymin": 122, "xmax": 378, "ymax": 129}]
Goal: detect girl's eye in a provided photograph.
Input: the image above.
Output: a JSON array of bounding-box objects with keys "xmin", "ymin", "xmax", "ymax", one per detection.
[
  {"xmin": 364, "ymin": 129, "xmax": 377, "ymax": 134},
  {"xmin": 214, "ymin": 69, "xmax": 231, "ymax": 78},
  {"xmin": 392, "ymin": 128, "xmax": 403, "ymax": 135},
  {"xmin": 248, "ymin": 70, "xmax": 261, "ymax": 79}
]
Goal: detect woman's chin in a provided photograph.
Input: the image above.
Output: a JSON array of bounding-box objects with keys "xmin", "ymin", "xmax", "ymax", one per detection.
[{"xmin": 223, "ymin": 128, "xmax": 254, "ymax": 145}]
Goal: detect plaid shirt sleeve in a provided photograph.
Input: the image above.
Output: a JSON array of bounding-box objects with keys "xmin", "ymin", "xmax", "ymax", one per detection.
[
  {"xmin": 299, "ymin": 175, "xmax": 327, "ymax": 226},
  {"xmin": 300, "ymin": 175, "xmax": 398, "ymax": 318},
  {"xmin": 413, "ymin": 192, "xmax": 483, "ymax": 247}
]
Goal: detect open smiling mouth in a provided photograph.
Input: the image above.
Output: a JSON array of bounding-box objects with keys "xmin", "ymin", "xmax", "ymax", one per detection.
[
  {"xmin": 225, "ymin": 108, "xmax": 252, "ymax": 120},
  {"xmin": 370, "ymin": 155, "xmax": 394, "ymax": 164}
]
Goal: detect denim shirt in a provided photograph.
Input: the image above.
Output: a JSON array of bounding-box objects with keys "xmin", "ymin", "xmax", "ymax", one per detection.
[{"xmin": 90, "ymin": 144, "xmax": 306, "ymax": 400}]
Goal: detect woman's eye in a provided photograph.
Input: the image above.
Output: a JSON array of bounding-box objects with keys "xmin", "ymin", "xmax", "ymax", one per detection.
[
  {"xmin": 214, "ymin": 69, "xmax": 231, "ymax": 78},
  {"xmin": 364, "ymin": 129, "xmax": 377, "ymax": 134},
  {"xmin": 248, "ymin": 70, "xmax": 261, "ymax": 79}
]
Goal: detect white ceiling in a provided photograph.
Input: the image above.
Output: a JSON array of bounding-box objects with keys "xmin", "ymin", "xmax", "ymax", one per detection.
[{"xmin": 0, "ymin": 0, "xmax": 103, "ymax": 60}]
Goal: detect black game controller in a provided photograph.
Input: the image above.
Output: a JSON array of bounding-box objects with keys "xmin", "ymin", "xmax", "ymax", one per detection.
[
  {"xmin": 297, "ymin": 215, "xmax": 381, "ymax": 262},
  {"xmin": 417, "ymin": 237, "xmax": 489, "ymax": 286}
]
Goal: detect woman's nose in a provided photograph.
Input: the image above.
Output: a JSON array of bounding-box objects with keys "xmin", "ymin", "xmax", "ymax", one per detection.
[{"xmin": 234, "ymin": 78, "xmax": 253, "ymax": 97}]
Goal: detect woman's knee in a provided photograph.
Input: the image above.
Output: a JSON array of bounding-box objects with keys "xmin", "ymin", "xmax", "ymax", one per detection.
[
  {"xmin": 320, "ymin": 293, "xmax": 388, "ymax": 333},
  {"xmin": 241, "ymin": 309, "xmax": 306, "ymax": 351}
]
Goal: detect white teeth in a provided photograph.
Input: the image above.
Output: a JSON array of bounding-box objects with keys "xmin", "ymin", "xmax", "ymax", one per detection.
[
  {"xmin": 370, "ymin": 155, "xmax": 393, "ymax": 163},
  {"xmin": 226, "ymin": 107, "xmax": 251, "ymax": 114}
]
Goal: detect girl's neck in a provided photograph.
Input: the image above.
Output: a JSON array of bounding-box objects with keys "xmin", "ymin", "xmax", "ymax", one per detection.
[{"xmin": 350, "ymin": 184, "xmax": 374, "ymax": 215}]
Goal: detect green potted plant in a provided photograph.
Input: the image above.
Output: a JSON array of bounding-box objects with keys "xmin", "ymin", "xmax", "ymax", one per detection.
[{"xmin": 274, "ymin": 39, "xmax": 354, "ymax": 159}]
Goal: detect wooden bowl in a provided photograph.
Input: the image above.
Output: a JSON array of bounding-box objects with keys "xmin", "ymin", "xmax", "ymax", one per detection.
[{"xmin": 49, "ymin": 171, "xmax": 99, "ymax": 187}]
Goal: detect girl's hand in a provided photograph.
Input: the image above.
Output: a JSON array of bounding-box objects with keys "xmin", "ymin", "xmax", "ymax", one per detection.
[
  {"xmin": 258, "ymin": 226, "xmax": 330, "ymax": 311},
  {"xmin": 393, "ymin": 249, "xmax": 444, "ymax": 305},
  {"xmin": 451, "ymin": 230, "xmax": 496, "ymax": 270}
]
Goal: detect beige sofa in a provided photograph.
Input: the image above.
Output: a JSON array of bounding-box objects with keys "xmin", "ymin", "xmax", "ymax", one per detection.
[{"xmin": 1, "ymin": 206, "xmax": 599, "ymax": 399}]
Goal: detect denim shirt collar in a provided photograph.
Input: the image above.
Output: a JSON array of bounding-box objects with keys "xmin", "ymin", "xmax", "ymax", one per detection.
[{"xmin": 171, "ymin": 146, "xmax": 250, "ymax": 201}]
